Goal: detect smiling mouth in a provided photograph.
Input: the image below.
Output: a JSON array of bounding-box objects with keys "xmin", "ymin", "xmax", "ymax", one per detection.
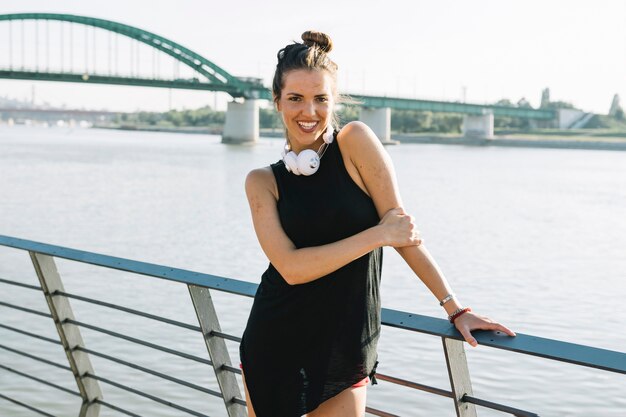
[{"xmin": 297, "ymin": 121, "xmax": 319, "ymax": 132}]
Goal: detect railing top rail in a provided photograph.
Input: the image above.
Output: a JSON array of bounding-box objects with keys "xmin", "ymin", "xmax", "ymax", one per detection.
[
  {"xmin": 1, "ymin": 234, "xmax": 624, "ymax": 375},
  {"xmin": 381, "ymin": 308, "xmax": 625, "ymax": 375},
  {"xmin": 0, "ymin": 235, "xmax": 257, "ymax": 297}
]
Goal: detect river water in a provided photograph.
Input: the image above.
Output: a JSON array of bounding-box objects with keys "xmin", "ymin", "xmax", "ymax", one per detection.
[{"xmin": 1, "ymin": 126, "xmax": 625, "ymax": 417}]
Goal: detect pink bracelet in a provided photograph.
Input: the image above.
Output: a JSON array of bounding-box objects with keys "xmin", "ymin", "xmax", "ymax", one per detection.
[{"xmin": 449, "ymin": 307, "xmax": 472, "ymax": 323}]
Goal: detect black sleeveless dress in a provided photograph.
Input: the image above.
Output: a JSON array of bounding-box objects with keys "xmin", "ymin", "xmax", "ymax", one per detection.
[{"xmin": 239, "ymin": 130, "xmax": 382, "ymax": 416}]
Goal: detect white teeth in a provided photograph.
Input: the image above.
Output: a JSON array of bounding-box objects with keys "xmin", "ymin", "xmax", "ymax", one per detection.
[{"xmin": 298, "ymin": 121, "xmax": 318, "ymax": 129}]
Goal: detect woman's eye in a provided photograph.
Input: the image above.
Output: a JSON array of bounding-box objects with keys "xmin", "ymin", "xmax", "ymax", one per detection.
[
  {"xmin": 288, "ymin": 97, "xmax": 301, "ymax": 102},
  {"xmin": 316, "ymin": 97, "xmax": 328, "ymax": 102}
]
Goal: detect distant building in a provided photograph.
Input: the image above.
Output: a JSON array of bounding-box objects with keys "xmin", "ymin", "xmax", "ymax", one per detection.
[
  {"xmin": 609, "ymin": 94, "xmax": 622, "ymax": 117},
  {"xmin": 540, "ymin": 88, "xmax": 550, "ymax": 109}
]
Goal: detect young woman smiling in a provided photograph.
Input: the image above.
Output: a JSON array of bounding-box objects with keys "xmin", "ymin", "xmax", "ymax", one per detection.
[{"xmin": 238, "ymin": 31, "xmax": 516, "ymax": 417}]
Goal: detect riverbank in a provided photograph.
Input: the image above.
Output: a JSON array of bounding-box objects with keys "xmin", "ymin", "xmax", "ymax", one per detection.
[
  {"xmin": 94, "ymin": 124, "xmax": 222, "ymax": 135},
  {"xmin": 394, "ymin": 132, "xmax": 626, "ymax": 151},
  {"xmin": 92, "ymin": 124, "xmax": 626, "ymax": 151}
]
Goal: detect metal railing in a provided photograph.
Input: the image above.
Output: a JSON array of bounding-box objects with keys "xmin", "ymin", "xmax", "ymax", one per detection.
[{"xmin": 0, "ymin": 235, "xmax": 624, "ymax": 417}]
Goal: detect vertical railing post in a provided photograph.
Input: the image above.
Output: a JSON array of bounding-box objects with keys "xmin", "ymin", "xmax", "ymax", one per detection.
[
  {"xmin": 188, "ymin": 284, "xmax": 246, "ymax": 417},
  {"xmin": 29, "ymin": 251, "xmax": 102, "ymax": 417},
  {"xmin": 442, "ymin": 337, "xmax": 478, "ymax": 417}
]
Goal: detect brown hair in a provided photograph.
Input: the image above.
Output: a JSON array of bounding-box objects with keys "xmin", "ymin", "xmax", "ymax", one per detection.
[{"xmin": 272, "ymin": 31, "xmax": 340, "ymax": 126}]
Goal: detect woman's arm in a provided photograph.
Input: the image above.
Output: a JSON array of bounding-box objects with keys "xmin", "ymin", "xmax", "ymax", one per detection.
[
  {"xmin": 393, "ymin": 223, "xmax": 517, "ymax": 347},
  {"xmin": 339, "ymin": 122, "xmax": 456, "ymax": 309},
  {"xmin": 245, "ymin": 166, "xmax": 419, "ymax": 285},
  {"xmin": 340, "ymin": 121, "xmax": 515, "ymax": 346}
]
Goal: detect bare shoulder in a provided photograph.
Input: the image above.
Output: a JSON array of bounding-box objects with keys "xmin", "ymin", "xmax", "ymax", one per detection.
[
  {"xmin": 337, "ymin": 123, "xmax": 401, "ymax": 216},
  {"xmin": 337, "ymin": 121, "xmax": 387, "ymax": 165},
  {"xmin": 337, "ymin": 121, "xmax": 379, "ymax": 148},
  {"xmin": 245, "ymin": 166, "xmax": 278, "ymax": 200}
]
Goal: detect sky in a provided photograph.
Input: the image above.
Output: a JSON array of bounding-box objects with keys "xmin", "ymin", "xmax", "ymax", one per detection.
[{"xmin": 0, "ymin": 0, "xmax": 624, "ymax": 114}]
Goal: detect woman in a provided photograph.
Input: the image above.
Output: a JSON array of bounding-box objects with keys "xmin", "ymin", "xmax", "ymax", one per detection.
[{"xmin": 239, "ymin": 31, "xmax": 516, "ymax": 417}]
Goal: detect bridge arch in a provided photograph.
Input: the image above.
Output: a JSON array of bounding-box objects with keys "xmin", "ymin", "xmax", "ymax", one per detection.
[{"xmin": 0, "ymin": 13, "xmax": 263, "ymax": 98}]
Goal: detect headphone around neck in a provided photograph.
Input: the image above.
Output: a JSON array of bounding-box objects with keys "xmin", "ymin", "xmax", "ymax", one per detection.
[{"xmin": 282, "ymin": 126, "xmax": 334, "ymax": 176}]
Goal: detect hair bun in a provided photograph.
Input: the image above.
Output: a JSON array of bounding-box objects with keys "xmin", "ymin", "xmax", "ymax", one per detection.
[{"xmin": 301, "ymin": 31, "xmax": 333, "ymax": 53}]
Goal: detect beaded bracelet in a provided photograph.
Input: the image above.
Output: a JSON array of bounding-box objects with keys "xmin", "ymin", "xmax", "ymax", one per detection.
[{"xmin": 448, "ymin": 307, "xmax": 472, "ymax": 323}]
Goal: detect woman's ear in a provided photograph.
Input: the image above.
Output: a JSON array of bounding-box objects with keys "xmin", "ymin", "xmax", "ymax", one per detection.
[{"xmin": 274, "ymin": 96, "xmax": 282, "ymax": 112}]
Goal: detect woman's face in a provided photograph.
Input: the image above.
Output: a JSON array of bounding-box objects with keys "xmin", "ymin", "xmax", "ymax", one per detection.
[{"xmin": 276, "ymin": 69, "xmax": 335, "ymax": 153}]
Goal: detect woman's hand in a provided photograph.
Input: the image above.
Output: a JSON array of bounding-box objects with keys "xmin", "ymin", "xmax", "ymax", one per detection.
[
  {"xmin": 453, "ymin": 311, "xmax": 516, "ymax": 347},
  {"xmin": 378, "ymin": 207, "xmax": 422, "ymax": 248}
]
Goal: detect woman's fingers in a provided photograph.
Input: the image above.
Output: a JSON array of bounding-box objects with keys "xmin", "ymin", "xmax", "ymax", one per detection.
[
  {"xmin": 474, "ymin": 318, "xmax": 517, "ymax": 337},
  {"xmin": 404, "ymin": 215, "xmax": 421, "ymax": 245},
  {"xmin": 455, "ymin": 314, "xmax": 516, "ymax": 347},
  {"xmin": 379, "ymin": 208, "xmax": 424, "ymax": 247},
  {"xmin": 458, "ymin": 326, "xmax": 478, "ymax": 348},
  {"xmin": 490, "ymin": 322, "xmax": 516, "ymax": 337}
]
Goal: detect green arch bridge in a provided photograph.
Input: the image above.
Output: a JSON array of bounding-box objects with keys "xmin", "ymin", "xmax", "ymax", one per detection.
[{"xmin": 0, "ymin": 13, "xmax": 567, "ymax": 142}]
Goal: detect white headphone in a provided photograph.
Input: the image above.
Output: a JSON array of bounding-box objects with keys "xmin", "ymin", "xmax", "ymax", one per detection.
[{"xmin": 282, "ymin": 126, "xmax": 334, "ymax": 176}]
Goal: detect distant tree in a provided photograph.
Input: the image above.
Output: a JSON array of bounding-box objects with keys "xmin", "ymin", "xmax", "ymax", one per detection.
[
  {"xmin": 165, "ymin": 110, "xmax": 184, "ymax": 127},
  {"xmin": 336, "ymin": 105, "xmax": 359, "ymax": 126},
  {"xmin": 386, "ymin": 109, "xmax": 462, "ymax": 133},
  {"xmin": 422, "ymin": 111, "xmax": 433, "ymax": 130},
  {"xmin": 492, "ymin": 97, "xmax": 532, "ymax": 129},
  {"xmin": 136, "ymin": 111, "xmax": 160, "ymax": 125},
  {"xmin": 259, "ymin": 107, "xmax": 282, "ymax": 129},
  {"xmin": 495, "ymin": 99, "xmax": 514, "ymax": 107},
  {"xmin": 434, "ymin": 114, "xmax": 462, "ymax": 133}
]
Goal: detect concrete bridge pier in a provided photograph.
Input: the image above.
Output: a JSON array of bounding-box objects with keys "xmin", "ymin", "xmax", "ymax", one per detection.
[
  {"xmin": 222, "ymin": 99, "xmax": 259, "ymax": 144},
  {"xmin": 359, "ymin": 107, "xmax": 396, "ymax": 144},
  {"xmin": 462, "ymin": 111, "xmax": 494, "ymax": 140}
]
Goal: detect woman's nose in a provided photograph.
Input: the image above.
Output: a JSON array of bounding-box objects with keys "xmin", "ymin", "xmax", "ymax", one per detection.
[{"xmin": 302, "ymin": 101, "xmax": 316, "ymax": 116}]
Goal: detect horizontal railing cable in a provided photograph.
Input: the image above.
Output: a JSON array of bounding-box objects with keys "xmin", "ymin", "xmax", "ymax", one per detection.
[
  {"xmin": 53, "ymin": 290, "xmax": 202, "ymax": 332},
  {"xmin": 365, "ymin": 406, "xmax": 401, "ymax": 417},
  {"xmin": 463, "ymin": 395, "xmax": 540, "ymax": 417},
  {"xmin": 95, "ymin": 399, "xmax": 143, "ymax": 417},
  {"xmin": 0, "ymin": 343, "xmax": 235, "ymax": 413},
  {"xmin": 64, "ymin": 318, "xmax": 213, "ymax": 366},
  {"xmin": 0, "ymin": 393, "xmax": 56, "ymax": 417},
  {"xmin": 0, "ymin": 276, "xmax": 42, "ymax": 291},
  {"xmin": 0, "ymin": 300, "xmax": 52, "ymax": 318},
  {"xmin": 375, "ymin": 372, "xmax": 453, "ymax": 398},
  {"xmin": 2, "ymin": 289, "xmax": 243, "ymax": 344},
  {"xmin": 221, "ymin": 363, "xmax": 242, "ymax": 375},
  {"xmin": 76, "ymin": 346, "xmax": 223, "ymax": 397},
  {"xmin": 84, "ymin": 372, "xmax": 212, "ymax": 417},
  {"xmin": 0, "ymin": 343, "xmax": 72, "ymax": 372},
  {"xmin": 230, "ymin": 396, "xmax": 247, "ymax": 407},
  {"xmin": 0, "ymin": 363, "xmax": 80, "ymax": 397},
  {"xmin": 209, "ymin": 329, "xmax": 242, "ymax": 343},
  {"xmin": 371, "ymin": 372, "xmax": 539, "ymax": 416},
  {"xmin": 0, "ymin": 323, "xmax": 62, "ymax": 345}
]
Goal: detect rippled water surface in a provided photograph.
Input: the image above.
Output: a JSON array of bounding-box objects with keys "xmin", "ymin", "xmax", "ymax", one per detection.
[{"xmin": 1, "ymin": 126, "xmax": 625, "ymax": 416}]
